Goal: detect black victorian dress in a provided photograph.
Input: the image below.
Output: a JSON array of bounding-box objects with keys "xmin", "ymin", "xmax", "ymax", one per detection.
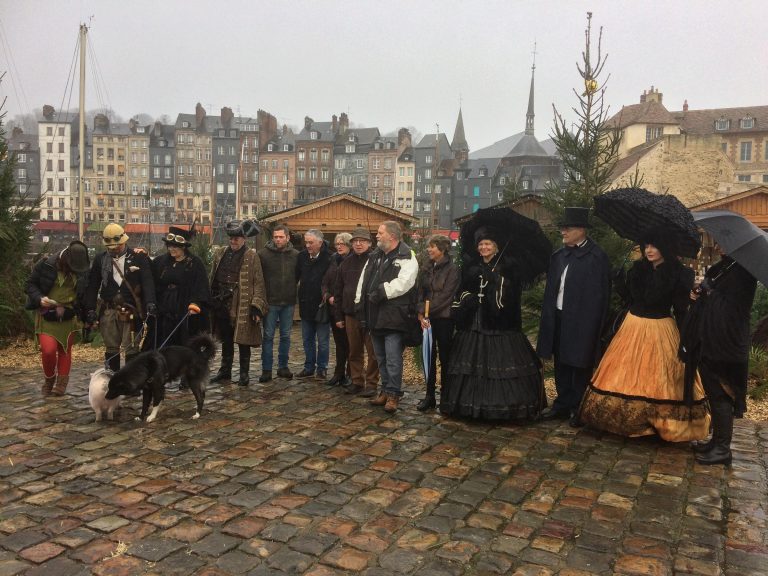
[
  {"xmin": 580, "ymin": 259, "xmax": 710, "ymax": 441},
  {"xmin": 150, "ymin": 252, "xmax": 210, "ymax": 347},
  {"xmin": 440, "ymin": 256, "xmax": 545, "ymax": 420}
]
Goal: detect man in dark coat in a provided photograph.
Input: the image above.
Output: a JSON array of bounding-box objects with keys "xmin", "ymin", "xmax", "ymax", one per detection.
[
  {"xmin": 85, "ymin": 222, "xmax": 156, "ymax": 372},
  {"xmin": 537, "ymin": 207, "xmax": 611, "ymax": 426},
  {"xmin": 295, "ymin": 229, "xmax": 332, "ymax": 379},
  {"xmin": 355, "ymin": 221, "xmax": 419, "ymax": 413},
  {"xmin": 683, "ymin": 246, "xmax": 757, "ymax": 465}
]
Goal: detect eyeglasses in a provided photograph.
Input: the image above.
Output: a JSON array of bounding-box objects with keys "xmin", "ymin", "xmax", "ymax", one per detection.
[
  {"xmin": 335, "ymin": 242, "xmax": 347, "ymax": 246},
  {"xmin": 166, "ymin": 233, "xmax": 187, "ymax": 243},
  {"xmin": 103, "ymin": 235, "xmax": 123, "ymax": 243}
]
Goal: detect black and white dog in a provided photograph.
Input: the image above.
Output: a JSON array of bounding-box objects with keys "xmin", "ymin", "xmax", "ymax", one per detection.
[{"xmin": 106, "ymin": 334, "xmax": 216, "ymax": 422}]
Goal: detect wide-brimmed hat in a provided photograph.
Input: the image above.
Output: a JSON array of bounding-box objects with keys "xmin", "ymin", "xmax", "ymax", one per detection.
[
  {"xmin": 226, "ymin": 219, "xmax": 260, "ymax": 238},
  {"xmin": 163, "ymin": 226, "xmax": 193, "ymax": 247},
  {"xmin": 64, "ymin": 240, "xmax": 90, "ymax": 273},
  {"xmin": 350, "ymin": 226, "xmax": 372, "ymax": 242},
  {"xmin": 102, "ymin": 223, "xmax": 129, "ymax": 247},
  {"xmin": 557, "ymin": 207, "xmax": 591, "ymax": 228}
]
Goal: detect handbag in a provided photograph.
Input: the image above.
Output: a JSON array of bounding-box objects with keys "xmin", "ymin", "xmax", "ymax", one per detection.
[{"xmin": 315, "ymin": 301, "xmax": 330, "ymax": 324}]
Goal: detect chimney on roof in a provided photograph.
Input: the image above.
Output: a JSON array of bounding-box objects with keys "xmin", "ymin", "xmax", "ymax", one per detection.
[
  {"xmin": 282, "ymin": 124, "xmax": 288, "ymax": 135},
  {"xmin": 43, "ymin": 105, "xmax": 55, "ymax": 120},
  {"xmin": 683, "ymin": 99, "xmax": 689, "ymax": 113},
  {"xmin": 332, "ymin": 114, "xmax": 338, "ymax": 134},
  {"xmin": 153, "ymin": 121, "xmax": 163, "ymax": 136},
  {"xmin": 12, "ymin": 127, "xmax": 23, "ymax": 138},
  {"xmin": 398, "ymin": 128, "xmax": 412, "ymax": 148},
  {"xmin": 644, "ymin": 86, "xmax": 663, "ymax": 104},
  {"xmin": 339, "ymin": 113, "xmax": 349, "ymax": 135},
  {"xmin": 221, "ymin": 107, "xmax": 234, "ymax": 129},
  {"xmin": 640, "ymin": 90, "xmax": 646, "ymax": 104},
  {"xmin": 195, "ymin": 102, "xmax": 206, "ymax": 127},
  {"xmin": 94, "ymin": 113, "xmax": 109, "ymax": 130},
  {"xmin": 129, "ymin": 118, "xmax": 137, "ymax": 132},
  {"xmin": 304, "ymin": 116, "xmax": 313, "ymax": 131}
]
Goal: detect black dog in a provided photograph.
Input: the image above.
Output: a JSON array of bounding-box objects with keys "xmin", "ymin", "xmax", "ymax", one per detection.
[
  {"xmin": 106, "ymin": 351, "xmax": 168, "ymax": 422},
  {"xmin": 157, "ymin": 333, "xmax": 216, "ymax": 420}
]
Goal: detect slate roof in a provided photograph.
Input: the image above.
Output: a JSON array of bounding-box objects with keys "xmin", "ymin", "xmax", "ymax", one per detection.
[
  {"xmin": 416, "ymin": 133, "xmax": 452, "ymax": 158},
  {"xmin": 607, "ymin": 101, "xmax": 679, "ymax": 128},
  {"xmin": 464, "ymin": 158, "xmax": 502, "ymax": 179},
  {"xmin": 673, "ymin": 105, "xmax": 768, "ymax": 135},
  {"xmin": 297, "ymin": 121, "xmax": 336, "ymax": 142}
]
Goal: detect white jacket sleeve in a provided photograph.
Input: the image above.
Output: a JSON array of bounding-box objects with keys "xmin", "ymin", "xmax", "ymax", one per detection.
[{"xmin": 382, "ymin": 256, "xmax": 418, "ymax": 300}]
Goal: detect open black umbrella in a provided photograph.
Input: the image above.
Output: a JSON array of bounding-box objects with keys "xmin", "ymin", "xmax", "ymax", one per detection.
[
  {"xmin": 594, "ymin": 187, "xmax": 701, "ymax": 258},
  {"xmin": 459, "ymin": 206, "xmax": 551, "ymax": 285},
  {"xmin": 693, "ymin": 209, "xmax": 768, "ymax": 286}
]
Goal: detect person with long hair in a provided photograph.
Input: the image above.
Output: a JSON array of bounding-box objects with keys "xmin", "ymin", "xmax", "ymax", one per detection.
[
  {"xmin": 26, "ymin": 241, "xmax": 90, "ymax": 396},
  {"xmin": 416, "ymin": 234, "xmax": 459, "ymax": 411},
  {"xmin": 579, "ymin": 229, "xmax": 710, "ymax": 441}
]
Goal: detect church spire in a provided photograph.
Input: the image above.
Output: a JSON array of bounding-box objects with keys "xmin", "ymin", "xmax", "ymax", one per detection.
[
  {"xmin": 525, "ymin": 43, "xmax": 536, "ymax": 136},
  {"xmin": 451, "ymin": 105, "xmax": 469, "ymax": 163}
]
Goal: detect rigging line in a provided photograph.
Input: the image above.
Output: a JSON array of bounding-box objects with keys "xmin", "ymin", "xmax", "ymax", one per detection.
[
  {"xmin": 87, "ymin": 31, "xmax": 113, "ymax": 116},
  {"xmin": 87, "ymin": 45, "xmax": 107, "ymax": 114},
  {"xmin": 0, "ymin": 18, "xmax": 31, "ymax": 117}
]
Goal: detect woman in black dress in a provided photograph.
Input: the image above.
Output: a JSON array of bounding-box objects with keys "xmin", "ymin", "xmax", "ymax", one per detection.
[
  {"xmin": 440, "ymin": 227, "xmax": 545, "ymax": 420},
  {"xmin": 151, "ymin": 227, "xmax": 210, "ymax": 347}
]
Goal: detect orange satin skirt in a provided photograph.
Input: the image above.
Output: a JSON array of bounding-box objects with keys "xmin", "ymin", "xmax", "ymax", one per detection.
[{"xmin": 580, "ymin": 312, "xmax": 710, "ymax": 442}]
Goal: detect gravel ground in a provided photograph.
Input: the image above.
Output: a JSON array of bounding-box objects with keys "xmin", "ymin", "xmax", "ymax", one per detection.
[{"xmin": 4, "ymin": 336, "xmax": 766, "ymax": 421}]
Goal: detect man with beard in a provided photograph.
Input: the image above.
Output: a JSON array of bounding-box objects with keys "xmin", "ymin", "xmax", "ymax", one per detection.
[{"xmin": 355, "ymin": 221, "xmax": 418, "ymax": 412}]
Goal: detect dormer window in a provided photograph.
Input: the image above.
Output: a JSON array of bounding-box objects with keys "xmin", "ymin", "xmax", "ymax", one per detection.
[
  {"xmin": 283, "ymin": 144, "xmax": 290, "ymax": 152},
  {"xmin": 522, "ymin": 180, "xmax": 531, "ymax": 190},
  {"xmin": 479, "ymin": 168, "xmax": 487, "ymax": 177},
  {"xmin": 310, "ymin": 131, "xmax": 318, "ymax": 140},
  {"xmin": 136, "ymin": 127, "xmax": 145, "ymax": 133},
  {"xmin": 348, "ymin": 134, "xmax": 355, "ymax": 142},
  {"xmin": 715, "ymin": 118, "xmax": 730, "ymax": 131},
  {"xmin": 182, "ymin": 121, "xmax": 190, "ymax": 128},
  {"xmin": 499, "ymin": 176, "xmax": 506, "ymax": 185},
  {"xmin": 374, "ymin": 142, "xmax": 382, "ymax": 150},
  {"xmin": 741, "ymin": 117, "xmax": 754, "ymax": 129},
  {"xmin": 267, "ymin": 144, "xmax": 274, "ymax": 151},
  {"xmin": 345, "ymin": 144, "xmax": 355, "ymax": 153}
]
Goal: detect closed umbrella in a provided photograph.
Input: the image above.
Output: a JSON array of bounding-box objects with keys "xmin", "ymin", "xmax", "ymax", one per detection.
[
  {"xmin": 693, "ymin": 209, "xmax": 768, "ymax": 286},
  {"xmin": 594, "ymin": 187, "xmax": 701, "ymax": 258},
  {"xmin": 421, "ymin": 301, "xmax": 433, "ymax": 385}
]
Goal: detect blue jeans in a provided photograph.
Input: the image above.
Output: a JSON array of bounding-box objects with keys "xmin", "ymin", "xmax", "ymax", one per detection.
[
  {"xmin": 371, "ymin": 331, "xmax": 405, "ymax": 397},
  {"xmin": 301, "ymin": 319, "xmax": 330, "ymax": 373},
  {"xmin": 262, "ymin": 305, "xmax": 294, "ymax": 371}
]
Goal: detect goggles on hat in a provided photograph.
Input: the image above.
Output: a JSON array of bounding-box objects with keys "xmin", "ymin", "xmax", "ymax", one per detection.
[
  {"xmin": 166, "ymin": 233, "xmax": 187, "ymax": 243},
  {"xmin": 103, "ymin": 235, "xmax": 123, "ymax": 243}
]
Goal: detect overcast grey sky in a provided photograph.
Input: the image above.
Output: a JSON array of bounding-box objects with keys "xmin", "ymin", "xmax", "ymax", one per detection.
[{"xmin": 1, "ymin": 0, "xmax": 765, "ymax": 150}]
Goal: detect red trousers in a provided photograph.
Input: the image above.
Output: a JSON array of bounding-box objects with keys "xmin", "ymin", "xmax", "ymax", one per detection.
[{"xmin": 39, "ymin": 333, "xmax": 74, "ymax": 378}]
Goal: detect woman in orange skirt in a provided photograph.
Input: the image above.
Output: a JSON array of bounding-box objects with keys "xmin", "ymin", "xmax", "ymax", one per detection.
[{"xmin": 579, "ymin": 230, "xmax": 710, "ymax": 442}]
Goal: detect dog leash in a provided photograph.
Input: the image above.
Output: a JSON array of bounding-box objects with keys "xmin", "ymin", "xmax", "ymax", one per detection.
[{"xmin": 157, "ymin": 311, "xmax": 191, "ymax": 350}]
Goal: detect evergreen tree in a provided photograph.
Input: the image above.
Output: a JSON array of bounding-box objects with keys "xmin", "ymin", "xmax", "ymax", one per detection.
[
  {"xmin": 543, "ymin": 12, "xmax": 630, "ymax": 265},
  {"xmin": 0, "ymin": 91, "xmax": 40, "ymax": 339}
]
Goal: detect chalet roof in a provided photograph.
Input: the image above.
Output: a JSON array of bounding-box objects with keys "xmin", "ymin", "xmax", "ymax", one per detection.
[
  {"xmin": 673, "ymin": 105, "xmax": 768, "ymax": 135},
  {"xmin": 690, "ymin": 186, "xmax": 768, "ymax": 211},
  {"xmin": 262, "ymin": 193, "xmax": 418, "ymax": 225},
  {"xmin": 607, "ymin": 101, "xmax": 679, "ymax": 128}
]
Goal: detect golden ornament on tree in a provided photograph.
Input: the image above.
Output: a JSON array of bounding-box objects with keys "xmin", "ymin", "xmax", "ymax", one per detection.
[{"xmin": 584, "ymin": 79, "xmax": 598, "ymax": 94}]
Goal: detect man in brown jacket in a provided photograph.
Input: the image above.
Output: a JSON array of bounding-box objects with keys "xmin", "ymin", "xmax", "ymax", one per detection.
[
  {"xmin": 333, "ymin": 226, "xmax": 379, "ymax": 396},
  {"xmin": 210, "ymin": 220, "xmax": 267, "ymax": 386}
]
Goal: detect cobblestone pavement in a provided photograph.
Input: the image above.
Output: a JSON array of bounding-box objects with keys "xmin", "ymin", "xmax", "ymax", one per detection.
[{"xmin": 1, "ymin": 328, "xmax": 767, "ymax": 575}]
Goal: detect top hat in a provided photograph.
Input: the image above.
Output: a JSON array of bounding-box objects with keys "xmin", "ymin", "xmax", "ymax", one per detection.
[
  {"xmin": 350, "ymin": 226, "xmax": 372, "ymax": 242},
  {"xmin": 163, "ymin": 226, "xmax": 193, "ymax": 247},
  {"xmin": 226, "ymin": 219, "xmax": 260, "ymax": 238},
  {"xmin": 557, "ymin": 207, "xmax": 591, "ymax": 228},
  {"xmin": 102, "ymin": 223, "xmax": 129, "ymax": 247},
  {"xmin": 64, "ymin": 240, "xmax": 90, "ymax": 273}
]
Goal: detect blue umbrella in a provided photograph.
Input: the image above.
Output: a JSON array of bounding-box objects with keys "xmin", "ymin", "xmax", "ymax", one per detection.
[{"xmin": 421, "ymin": 300, "xmax": 433, "ymax": 385}]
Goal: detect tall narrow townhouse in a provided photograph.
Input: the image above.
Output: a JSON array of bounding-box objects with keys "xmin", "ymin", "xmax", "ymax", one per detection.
[
  {"xmin": 368, "ymin": 136, "xmax": 398, "ymax": 208},
  {"xmin": 413, "ymin": 132, "xmax": 452, "ymax": 229},
  {"xmin": 175, "ymin": 103, "xmax": 213, "ymax": 225},
  {"xmin": 395, "ymin": 128, "xmax": 415, "ymax": 215},
  {"xmin": 260, "ymin": 129, "xmax": 296, "ymax": 214},
  {"xmin": 126, "ymin": 120, "xmax": 151, "ymax": 225},
  {"xmin": 294, "ymin": 116, "xmax": 336, "ymax": 204},
  {"xmin": 86, "ymin": 114, "xmax": 130, "ymax": 225},
  {"xmin": 238, "ymin": 115, "xmax": 261, "ymax": 220},
  {"xmin": 148, "ymin": 122, "xmax": 176, "ymax": 226},
  {"xmin": 37, "ymin": 105, "xmax": 79, "ymax": 222},
  {"xmin": 9, "ymin": 127, "xmax": 41, "ymax": 207},
  {"xmin": 332, "ymin": 115, "xmax": 379, "ymax": 200}
]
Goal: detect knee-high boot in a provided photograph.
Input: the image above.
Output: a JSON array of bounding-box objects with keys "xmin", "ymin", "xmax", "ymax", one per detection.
[
  {"xmin": 696, "ymin": 398, "xmax": 733, "ymax": 466},
  {"xmin": 238, "ymin": 345, "xmax": 251, "ymax": 387}
]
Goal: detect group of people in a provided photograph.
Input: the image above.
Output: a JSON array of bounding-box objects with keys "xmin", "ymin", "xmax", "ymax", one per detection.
[{"xmin": 26, "ymin": 207, "xmax": 757, "ymax": 466}]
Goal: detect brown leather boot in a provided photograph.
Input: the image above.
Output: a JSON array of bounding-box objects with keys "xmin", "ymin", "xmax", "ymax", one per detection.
[
  {"xmin": 51, "ymin": 374, "xmax": 69, "ymax": 396},
  {"xmin": 42, "ymin": 374, "xmax": 56, "ymax": 396},
  {"xmin": 370, "ymin": 393, "xmax": 388, "ymax": 406},
  {"xmin": 384, "ymin": 395, "xmax": 399, "ymax": 413}
]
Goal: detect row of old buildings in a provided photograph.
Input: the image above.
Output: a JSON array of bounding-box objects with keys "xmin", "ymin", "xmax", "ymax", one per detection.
[{"xmin": 8, "ymin": 71, "xmax": 768, "ymax": 242}]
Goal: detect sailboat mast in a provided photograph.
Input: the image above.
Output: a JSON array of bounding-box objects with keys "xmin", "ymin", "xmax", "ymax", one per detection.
[{"xmin": 77, "ymin": 23, "xmax": 87, "ymax": 241}]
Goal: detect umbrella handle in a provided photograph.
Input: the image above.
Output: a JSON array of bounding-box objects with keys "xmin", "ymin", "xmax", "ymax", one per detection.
[{"xmin": 424, "ymin": 300, "xmax": 430, "ymax": 319}]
